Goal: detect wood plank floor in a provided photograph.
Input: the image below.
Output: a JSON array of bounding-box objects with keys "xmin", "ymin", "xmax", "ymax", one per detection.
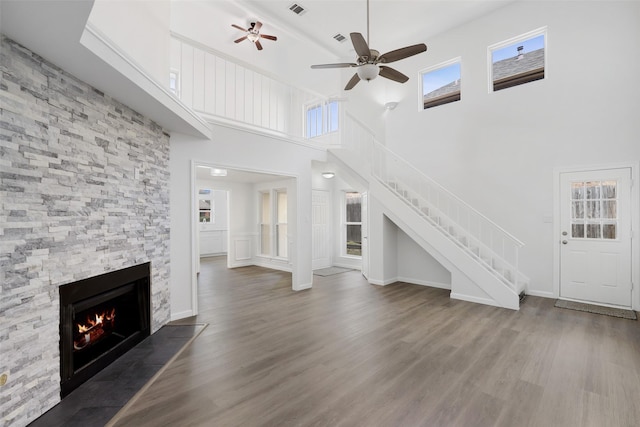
[{"xmin": 110, "ymin": 257, "xmax": 640, "ymax": 427}]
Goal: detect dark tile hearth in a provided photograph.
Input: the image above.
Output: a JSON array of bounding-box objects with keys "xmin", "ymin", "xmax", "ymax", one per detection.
[{"xmin": 28, "ymin": 324, "xmax": 206, "ymax": 427}]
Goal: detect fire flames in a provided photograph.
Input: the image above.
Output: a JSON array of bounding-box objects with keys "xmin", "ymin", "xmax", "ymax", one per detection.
[{"xmin": 74, "ymin": 308, "xmax": 116, "ymax": 350}]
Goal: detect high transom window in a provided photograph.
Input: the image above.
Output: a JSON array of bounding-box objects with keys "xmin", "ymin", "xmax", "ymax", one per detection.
[{"xmin": 489, "ymin": 28, "xmax": 546, "ymax": 92}]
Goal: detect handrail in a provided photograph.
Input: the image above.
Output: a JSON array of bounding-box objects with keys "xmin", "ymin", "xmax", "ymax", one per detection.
[
  {"xmin": 373, "ymin": 141, "xmax": 525, "ymax": 248},
  {"xmin": 341, "ymin": 113, "xmax": 527, "ymax": 289}
]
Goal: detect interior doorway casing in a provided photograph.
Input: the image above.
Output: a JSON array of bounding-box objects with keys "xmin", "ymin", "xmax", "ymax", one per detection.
[{"xmin": 553, "ymin": 162, "xmax": 639, "ymax": 311}]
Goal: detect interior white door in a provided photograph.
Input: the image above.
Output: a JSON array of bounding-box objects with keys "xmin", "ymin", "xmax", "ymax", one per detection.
[
  {"xmin": 361, "ymin": 192, "xmax": 369, "ymax": 280},
  {"xmin": 312, "ymin": 190, "xmax": 331, "ymax": 270},
  {"xmin": 559, "ymin": 168, "xmax": 632, "ymax": 307}
]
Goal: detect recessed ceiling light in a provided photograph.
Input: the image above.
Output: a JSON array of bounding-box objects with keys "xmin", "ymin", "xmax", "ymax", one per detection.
[{"xmin": 211, "ymin": 168, "xmax": 227, "ymax": 177}]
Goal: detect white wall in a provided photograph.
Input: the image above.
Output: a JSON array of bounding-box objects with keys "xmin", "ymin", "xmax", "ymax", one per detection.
[
  {"xmin": 397, "ymin": 228, "xmax": 452, "ymax": 289},
  {"xmin": 88, "ymin": 0, "xmax": 171, "ymax": 85},
  {"xmin": 170, "ymin": 126, "xmax": 326, "ymax": 319},
  {"xmin": 382, "ymin": 1, "xmax": 640, "ymax": 298}
]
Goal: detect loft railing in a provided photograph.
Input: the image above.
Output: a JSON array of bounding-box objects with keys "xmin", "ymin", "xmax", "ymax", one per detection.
[{"xmin": 342, "ymin": 114, "xmax": 527, "ymax": 290}]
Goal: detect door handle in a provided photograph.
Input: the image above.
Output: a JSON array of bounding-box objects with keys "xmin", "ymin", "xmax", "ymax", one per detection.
[
  {"xmin": 562, "ymin": 240, "xmax": 568, "ymax": 245},
  {"xmin": 562, "ymin": 231, "xmax": 568, "ymax": 236}
]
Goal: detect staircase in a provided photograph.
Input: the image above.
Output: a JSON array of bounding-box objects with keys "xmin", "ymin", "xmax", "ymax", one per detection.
[{"xmin": 333, "ymin": 115, "xmax": 529, "ymax": 309}]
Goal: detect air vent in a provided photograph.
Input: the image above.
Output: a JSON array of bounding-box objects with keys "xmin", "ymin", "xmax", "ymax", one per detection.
[
  {"xmin": 333, "ymin": 33, "xmax": 347, "ymax": 43},
  {"xmin": 289, "ymin": 3, "xmax": 306, "ymax": 15}
]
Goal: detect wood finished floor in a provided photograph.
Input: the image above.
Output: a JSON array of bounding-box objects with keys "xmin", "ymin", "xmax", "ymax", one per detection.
[{"xmin": 111, "ymin": 257, "xmax": 640, "ymax": 427}]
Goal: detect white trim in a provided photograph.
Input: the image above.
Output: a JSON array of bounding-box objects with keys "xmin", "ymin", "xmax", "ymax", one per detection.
[
  {"xmin": 189, "ymin": 160, "xmax": 199, "ymax": 317},
  {"xmin": 293, "ymin": 282, "xmax": 312, "ymax": 291},
  {"xmin": 368, "ymin": 278, "xmax": 397, "ymax": 286},
  {"xmin": 418, "ymin": 56, "xmax": 462, "ymax": 112},
  {"xmin": 396, "ymin": 277, "xmax": 451, "ymax": 290},
  {"xmin": 82, "ymin": 23, "xmax": 212, "ymax": 139},
  {"xmin": 450, "ymin": 292, "xmax": 501, "ymax": 308},
  {"xmin": 170, "ymin": 309, "xmax": 195, "ymax": 322},
  {"xmin": 487, "ymin": 26, "xmax": 548, "ymax": 93},
  {"xmin": 553, "ymin": 161, "xmax": 640, "ymax": 311},
  {"xmin": 197, "ymin": 110, "xmax": 326, "ymax": 152},
  {"xmin": 526, "ymin": 290, "xmax": 555, "ymax": 299}
]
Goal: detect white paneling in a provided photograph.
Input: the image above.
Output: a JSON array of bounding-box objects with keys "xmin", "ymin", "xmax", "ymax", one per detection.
[
  {"xmin": 234, "ymin": 237, "xmax": 251, "ymax": 260},
  {"xmin": 204, "ymin": 52, "xmax": 216, "ymax": 114},
  {"xmin": 261, "ymin": 75, "xmax": 270, "ymax": 128},
  {"xmin": 215, "ymin": 56, "xmax": 226, "ymax": 116},
  {"xmin": 253, "ymin": 72, "xmax": 262, "ymax": 127},
  {"xmin": 193, "ymin": 49, "xmax": 205, "ymax": 111},
  {"xmin": 244, "ymin": 69, "xmax": 253, "ymax": 124},
  {"xmin": 225, "ymin": 61, "xmax": 236, "ymax": 120},
  {"xmin": 180, "ymin": 43, "xmax": 194, "ymax": 108},
  {"xmin": 269, "ymin": 80, "xmax": 278, "ymax": 131},
  {"xmin": 235, "ymin": 66, "xmax": 245, "ymax": 122}
]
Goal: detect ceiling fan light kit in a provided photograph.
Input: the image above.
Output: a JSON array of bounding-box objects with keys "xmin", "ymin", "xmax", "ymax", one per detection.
[
  {"xmin": 232, "ymin": 21, "xmax": 277, "ymax": 51},
  {"xmin": 311, "ymin": 0, "xmax": 427, "ymax": 90}
]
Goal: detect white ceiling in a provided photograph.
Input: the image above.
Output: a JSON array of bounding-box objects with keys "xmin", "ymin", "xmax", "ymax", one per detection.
[{"xmin": 239, "ymin": 0, "xmax": 515, "ymax": 62}]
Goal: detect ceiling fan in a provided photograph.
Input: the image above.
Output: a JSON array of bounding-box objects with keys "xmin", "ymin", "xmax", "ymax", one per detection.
[
  {"xmin": 232, "ymin": 21, "xmax": 277, "ymax": 51},
  {"xmin": 311, "ymin": 0, "xmax": 427, "ymax": 90}
]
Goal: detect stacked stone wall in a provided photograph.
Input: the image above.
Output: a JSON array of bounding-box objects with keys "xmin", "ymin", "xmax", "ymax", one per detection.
[{"xmin": 0, "ymin": 35, "xmax": 171, "ymax": 426}]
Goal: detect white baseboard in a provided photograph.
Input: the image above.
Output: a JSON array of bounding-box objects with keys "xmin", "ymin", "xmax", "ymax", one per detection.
[
  {"xmin": 170, "ymin": 310, "xmax": 195, "ymax": 321},
  {"xmin": 396, "ymin": 276, "xmax": 451, "ymax": 290},
  {"xmin": 293, "ymin": 282, "xmax": 312, "ymax": 291},
  {"xmin": 333, "ymin": 262, "xmax": 361, "ymax": 270},
  {"xmin": 228, "ymin": 260, "xmax": 253, "ymax": 269},
  {"xmin": 525, "ymin": 290, "xmax": 555, "ymax": 299},
  {"xmin": 450, "ymin": 292, "xmax": 500, "ymax": 308},
  {"xmin": 368, "ymin": 278, "xmax": 396, "ymax": 286},
  {"xmin": 253, "ymin": 258, "xmax": 292, "ymax": 273}
]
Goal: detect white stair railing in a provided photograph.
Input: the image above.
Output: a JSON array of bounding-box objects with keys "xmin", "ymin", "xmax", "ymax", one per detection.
[{"xmin": 342, "ymin": 114, "xmax": 527, "ymax": 291}]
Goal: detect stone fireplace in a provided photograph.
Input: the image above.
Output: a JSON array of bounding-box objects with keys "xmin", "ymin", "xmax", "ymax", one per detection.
[
  {"xmin": 1, "ymin": 36, "xmax": 171, "ymax": 427},
  {"xmin": 59, "ymin": 263, "xmax": 151, "ymax": 397}
]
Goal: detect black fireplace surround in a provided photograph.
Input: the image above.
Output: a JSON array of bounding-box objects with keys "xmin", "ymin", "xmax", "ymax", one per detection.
[{"xmin": 59, "ymin": 263, "xmax": 151, "ymax": 397}]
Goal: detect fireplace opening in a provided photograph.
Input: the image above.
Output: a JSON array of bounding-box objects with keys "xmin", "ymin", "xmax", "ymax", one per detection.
[{"xmin": 60, "ymin": 263, "xmax": 151, "ymax": 398}]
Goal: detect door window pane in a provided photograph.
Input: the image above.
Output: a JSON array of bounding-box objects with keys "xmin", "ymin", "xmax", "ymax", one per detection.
[
  {"xmin": 603, "ymin": 224, "xmax": 616, "ymax": 239},
  {"xmin": 602, "ymin": 181, "xmax": 617, "ymax": 199},
  {"xmin": 571, "ymin": 223, "xmax": 585, "ymax": 238},
  {"xmin": 602, "ymin": 201, "xmax": 617, "ymax": 219},
  {"xmin": 572, "ymin": 202, "xmax": 584, "ymax": 219},
  {"xmin": 569, "ymin": 179, "xmax": 619, "ymax": 241},
  {"xmin": 585, "ymin": 182, "xmax": 600, "ymax": 199},
  {"xmin": 586, "ymin": 224, "xmax": 601, "ymax": 239},
  {"xmin": 571, "ymin": 182, "xmax": 584, "ymax": 200}
]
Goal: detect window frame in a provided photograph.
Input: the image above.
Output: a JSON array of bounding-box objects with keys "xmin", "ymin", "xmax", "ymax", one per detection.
[
  {"xmin": 343, "ymin": 191, "xmax": 362, "ymax": 258},
  {"xmin": 169, "ymin": 69, "xmax": 181, "ymax": 97},
  {"xmin": 305, "ymin": 100, "xmax": 339, "ymax": 139},
  {"xmin": 487, "ymin": 27, "xmax": 547, "ymax": 93},
  {"xmin": 258, "ymin": 189, "xmax": 289, "ymax": 260},
  {"xmin": 419, "ymin": 57, "xmax": 462, "ymax": 111}
]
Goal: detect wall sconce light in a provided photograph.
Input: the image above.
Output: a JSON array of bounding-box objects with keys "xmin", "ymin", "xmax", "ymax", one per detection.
[{"xmin": 321, "ymin": 172, "xmax": 335, "ymax": 179}]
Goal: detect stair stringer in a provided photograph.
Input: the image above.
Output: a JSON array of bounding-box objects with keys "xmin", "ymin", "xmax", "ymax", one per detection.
[{"xmin": 328, "ymin": 148, "xmax": 520, "ymax": 310}]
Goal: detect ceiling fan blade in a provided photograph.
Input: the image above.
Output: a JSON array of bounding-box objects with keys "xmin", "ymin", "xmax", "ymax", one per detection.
[
  {"xmin": 344, "ymin": 73, "xmax": 361, "ymax": 91},
  {"xmin": 253, "ymin": 21, "xmax": 263, "ymax": 32},
  {"xmin": 379, "ymin": 66, "xmax": 409, "ymax": 83},
  {"xmin": 260, "ymin": 34, "xmax": 277, "ymax": 41},
  {"xmin": 234, "ymin": 36, "xmax": 248, "ymax": 44},
  {"xmin": 231, "ymin": 24, "xmax": 247, "ymax": 32},
  {"xmin": 378, "ymin": 43, "xmax": 427, "ymax": 64},
  {"xmin": 350, "ymin": 32, "xmax": 371, "ymax": 60},
  {"xmin": 255, "ymin": 40, "xmax": 263, "ymax": 51},
  {"xmin": 311, "ymin": 63, "xmax": 358, "ymax": 69}
]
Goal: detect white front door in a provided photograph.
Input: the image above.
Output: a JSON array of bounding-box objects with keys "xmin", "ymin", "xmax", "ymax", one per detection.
[
  {"xmin": 312, "ymin": 190, "xmax": 331, "ymax": 270},
  {"xmin": 559, "ymin": 168, "xmax": 632, "ymax": 307}
]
